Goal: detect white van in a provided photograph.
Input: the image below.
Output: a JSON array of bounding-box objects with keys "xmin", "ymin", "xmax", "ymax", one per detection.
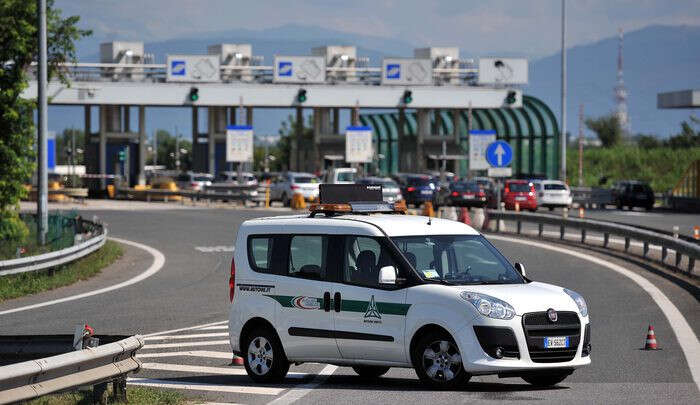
[
  {"xmin": 228, "ymin": 186, "xmax": 590, "ymax": 389},
  {"xmin": 324, "ymin": 167, "xmax": 357, "ymax": 184}
]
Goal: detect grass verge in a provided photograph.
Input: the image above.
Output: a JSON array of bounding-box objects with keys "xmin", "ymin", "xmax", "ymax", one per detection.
[
  {"xmin": 27, "ymin": 386, "xmax": 186, "ymax": 405},
  {"xmin": 0, "ymin": 240, "xmax": 123, "ymax": 302}
]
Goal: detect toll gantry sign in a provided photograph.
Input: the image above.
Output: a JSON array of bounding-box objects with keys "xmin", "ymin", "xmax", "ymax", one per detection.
[
  {"xmin": 345, "ymin": 126, "xmax": 373, "ymax": 163},
  {"xmin": 166, "ymin": 55, "xmax": 221, "ymax": 82},
  {"xmin": 381, "ymin": 58, "xmax": 433, "ymax": 85},
  {"xmin": 485, "ymin": 140, "xmax": 513, "ymax": 177},
  {"xmin": 273, "ymin": 56, "xmax": 326, "ymax": 83},
  {"xmin": 226, "ymin": 125, "xmax": 254, "ymax": 163}
]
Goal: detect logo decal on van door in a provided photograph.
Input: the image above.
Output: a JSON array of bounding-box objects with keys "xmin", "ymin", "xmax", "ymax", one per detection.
[
  {"xmin": 363, "ymin": 295, "xmax": 382, "ymax": 323},
  {"xmin": 292, "ymin": 296, "xmax": 322, "ymax": 310}
]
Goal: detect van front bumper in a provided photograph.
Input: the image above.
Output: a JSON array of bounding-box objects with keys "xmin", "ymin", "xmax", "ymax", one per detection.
[{"xmin": 455, "ymin": 315, "xmax": 591, "ymax": 374}]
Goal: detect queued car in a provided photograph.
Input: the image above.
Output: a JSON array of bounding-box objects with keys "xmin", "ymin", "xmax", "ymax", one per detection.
[
  {"xmin": 398, "ymin": 174, "xmax": 436, "ymax": 207},
  {"xmin": 323, "ymin": 167, "xmax": 357, "ymax": 184},
  {"xmin": 532, "ymin": 180, "xmax": 572, "ymax": 211},
  {"xmin": 174, "ymin": 172, "xmax": 214, "ymax": 191},
  {"xmin": 611, "ymin": 180, "xmax": 655, "ymax": 211},
  {"xmin": 502, "ymin": 180, "xmax": 537, "ymax": 211},
  {"xmin": 443, "ymin": 181, "xmax": 488, "ymax": 207},
  {"xmin": 215, "ymin": 171, "xmax": 259, "ymax": 187},
  {"xmin": 269, "ymin": 172, "xmax": 320, "ymax": 206},
  {"xmin": 228, "ymin": 185, "xmax": 591, "ymax": 389},
  {"xmin": 474, "ymin": 177, "xmax": 498, "ymax": 208},
  {"xmin": 356, "ymin": 177, "xmax": 403, "ymax": 203}
]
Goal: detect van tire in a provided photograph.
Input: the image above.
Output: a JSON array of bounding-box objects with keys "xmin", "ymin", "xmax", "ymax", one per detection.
[
  {"xmin": 242, "ymin": 327, "xmax": 290, "ymax": 383},
  {"xmin": 412, "ymin": 330, "xmax": 470, "ymax": 389},
  {"xmin": 352, "ymin": 366, "xmax": 390, "ymax": 379}
]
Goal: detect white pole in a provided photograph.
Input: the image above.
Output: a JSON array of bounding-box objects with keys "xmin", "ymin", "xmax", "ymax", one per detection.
[
  {"xmin": 37, "ymin": 0, "xmax": 48, "ymax": 245},
  {"xmin": 560, "ymin": 0, "xmax": 567, "ymax": 182}
]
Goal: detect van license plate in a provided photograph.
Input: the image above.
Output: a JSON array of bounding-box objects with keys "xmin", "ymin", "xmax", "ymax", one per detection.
[
  {"xmin": 515, "ymin": 196, "xmax": 526, "ymax": 201},
  {"xmin": 421, "ymin": 190, "xmax": 432, "ymax": 195},
  {"xmin": 544, "ymin": 336, "xmax": 569, "ymax": 349}
]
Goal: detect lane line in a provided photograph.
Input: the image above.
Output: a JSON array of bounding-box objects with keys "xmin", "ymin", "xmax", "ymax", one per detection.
[
  {"xmin": 127, "ymin": 378, "xmax": 284, "ymax": 395},
  {"xmin": 143, "ymin": 340, "xmax": 230, "ymax": 350},
  {"xmin": 143, "ymin": 320, "xmax": 228, "ymax": 338},
  {"xmin": 144, "ymin": 332, "xmax": 229, "ymax": 341},
  {"xmin": 140, "ymin": 362, "xmax": 307, "ymax": 378},
  {"xmin": 489, "ymin": 234, "xmax": 700, "ymax": 391},
  {"xmin": 137, "ymin": 350, "xmax": 232, "ymax": 360},
  {"xmin": 197, "ymin": 325, "xmax": 229, "ymax": 331},
  {"xmin": 0, "ymin": 237, "xmax": 165, "ymax": 316},
  {"xmin": 266, "ymin": 364, "xmax": 337, "ymax": 405}
]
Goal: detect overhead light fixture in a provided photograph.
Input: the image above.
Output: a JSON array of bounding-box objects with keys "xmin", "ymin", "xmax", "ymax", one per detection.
[
  {"xmin": 340, "ymin": 54, "xmax": 349, "ymax": 61},
  {"xmin": 234, "ymin": 52, "xmax": 243, "ymax": 59}
]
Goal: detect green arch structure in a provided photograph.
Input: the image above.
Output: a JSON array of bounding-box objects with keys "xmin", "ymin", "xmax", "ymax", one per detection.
[{"xmin": 360, "ymin": 95, "xmax": 560, "ymax": 179}]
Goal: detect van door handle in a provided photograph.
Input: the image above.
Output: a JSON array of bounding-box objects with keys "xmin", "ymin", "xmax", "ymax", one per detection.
[
  {"xmin": 323, "ymin": 292, "xmax": 331, "ymax": 312},
  {"xmin": 334, "ymin": 292, "xmax": 341, "ymax": 312}
]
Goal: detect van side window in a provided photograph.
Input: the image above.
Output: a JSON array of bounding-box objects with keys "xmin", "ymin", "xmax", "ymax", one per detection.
[
  {"xmin": 288, "ymin": 235, "xmax": 326, "ymax": 280},
  {"xmin": 343, "ymin": 236, "xmax": 400, "ymax": 288},
  {"xmin": 248, "ymin": 237, "xmax": 277, "ymax": 273}
]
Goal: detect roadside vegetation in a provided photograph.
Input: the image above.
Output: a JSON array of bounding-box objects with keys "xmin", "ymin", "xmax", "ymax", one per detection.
[
  {"xmin": 28, "ymin": 386, "xmax": 186, "ymax": 405},
  {"xmin": 0, "ymin": 240, "xmax": 122, "ymax": 302},
  {"xmin": 567, "ymin": 114, "xmax": 700, "ymax": 190}
]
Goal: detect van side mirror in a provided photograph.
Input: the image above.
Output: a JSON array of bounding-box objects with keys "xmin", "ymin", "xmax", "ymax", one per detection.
[
  {"xmin": 378, "ymin": 266, "xmax": 397, "ymax": 285},
  {"xmin": 514, "ymin": 262, "xmax": 526, "ymax": 277}
]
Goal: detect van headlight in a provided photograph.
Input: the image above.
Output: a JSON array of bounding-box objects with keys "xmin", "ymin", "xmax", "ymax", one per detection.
[
  {"xmin": 564, "ymin": 288, "xmax": 588, "ymax": 317},
  {"xmin": 460, "ymin": 291, "xmax": 515, "ymax": 320}
]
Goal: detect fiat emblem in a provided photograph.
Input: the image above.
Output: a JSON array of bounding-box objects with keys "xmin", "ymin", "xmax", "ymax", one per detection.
[{"xmin": 547, "ymin": 308, "xmax": 558, "ymax": 322}]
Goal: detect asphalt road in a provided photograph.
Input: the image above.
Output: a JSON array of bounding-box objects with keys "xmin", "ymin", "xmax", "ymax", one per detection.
[{"xmin": 2, "ymin": 206, "xmax": 698, "ymax": 404}]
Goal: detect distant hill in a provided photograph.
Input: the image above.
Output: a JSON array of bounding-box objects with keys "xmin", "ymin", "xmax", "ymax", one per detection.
[
  {"xmin": 529, "ymin": 25, "xmax": 700, "ymax": 138},
  {"xmin": 50, "ymin": 24, "xmax": 699, "ymax": 140}
]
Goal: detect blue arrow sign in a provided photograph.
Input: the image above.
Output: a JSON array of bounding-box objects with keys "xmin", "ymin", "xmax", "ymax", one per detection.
[{"xmin": 485, "ymin": 141, "xmax": 513, "ymax": 168}]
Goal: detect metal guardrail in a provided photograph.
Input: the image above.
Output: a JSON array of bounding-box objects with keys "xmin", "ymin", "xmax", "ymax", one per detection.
[
  {"xmin": 118, "ymin": 183, "xmax": 265, "ymax": 203},
  {"xmin": 0, "ymin": 335, "xmax": 143, "ymax": 404},
  {"xmin": 0, "ymin": 219, "xmax": 106, "ymax": 277},
  {"xmin": 487, "ymin": 210, "xmax": 699, "ymax": 276},
  {"xmin": 570, "ymin": 187, "xmax": 613, "ymax": 207}
]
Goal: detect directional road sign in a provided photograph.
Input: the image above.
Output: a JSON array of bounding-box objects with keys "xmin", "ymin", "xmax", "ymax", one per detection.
[{"xmin": 486, "ymin": 140, "xmax": 513, "ymax": 168}]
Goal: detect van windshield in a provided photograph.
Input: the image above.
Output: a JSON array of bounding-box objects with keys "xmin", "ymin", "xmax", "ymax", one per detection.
[
  {"xmin": 391, "ymin": 235, "xmax": 524, "ymax": 285},
  {"xmin": 337, "ymin": 172, "xmax": 355, "ymax": 182}
]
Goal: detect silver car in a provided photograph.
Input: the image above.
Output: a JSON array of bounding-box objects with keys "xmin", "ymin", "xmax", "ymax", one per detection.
[
  {"xmin": 215, "ymin": 171, "xmax": 259, "ymax": 187},
  {"xmin": 356, "ymin": 177, "xmax": 403, "ymax": 203},
  {"xmin": 175, "ymin": 172, "xmax": 213, "ymax": 191},
  {"xmin": 269, "ymin": 172, "xmax": 320, "ymax": 206}
]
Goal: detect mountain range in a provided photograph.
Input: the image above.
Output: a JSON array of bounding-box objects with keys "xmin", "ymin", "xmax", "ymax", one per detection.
[{"xmin": 49, "ymin": 23, "xmax": 700, "ymax": 140}]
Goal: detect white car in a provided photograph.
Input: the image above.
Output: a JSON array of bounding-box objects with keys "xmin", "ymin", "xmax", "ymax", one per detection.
[
  {"xmin": 268, "ymin": 172, "xmax": 320, "ymax": 206},
  {"xmin": 228, "ymin": 188, "xmax": 590, "ymax": 389},
  {"xmin": 532, "ymin": 180, "xmax": 573, "ymax": 210}
]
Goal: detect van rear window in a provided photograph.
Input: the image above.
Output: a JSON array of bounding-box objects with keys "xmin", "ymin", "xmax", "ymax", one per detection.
[{"xmin": 249, "ymin": 237, "xmax": 275, "ymax": 273}]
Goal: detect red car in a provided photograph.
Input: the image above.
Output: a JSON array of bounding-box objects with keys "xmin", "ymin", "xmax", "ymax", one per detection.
[{"xmin": 502, "ymin": 180, "xmax": 537, "ymax": 211}]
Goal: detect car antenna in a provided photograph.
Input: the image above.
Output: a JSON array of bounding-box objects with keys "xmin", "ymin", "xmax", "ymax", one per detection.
[{"xmin": 427, "ymin": 216, "xmax": 432, "ymax": 225}]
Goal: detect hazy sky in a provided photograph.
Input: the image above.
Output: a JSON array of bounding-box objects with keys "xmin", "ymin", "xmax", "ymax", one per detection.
[{"xmin": 56, "ymin": 0, "xmax": 700, "ymax": 58}]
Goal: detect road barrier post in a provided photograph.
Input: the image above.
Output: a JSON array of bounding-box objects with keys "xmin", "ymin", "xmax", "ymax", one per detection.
[
  {"xmin": 673, "ymin": 226, "xmax": 679, "ymax": 239},
  {"xmin": 581, "ymin": 228, "xmax": 586, "ymax": 243},
  {"xmin": 538, "ymin": 223, "xmax": 543, "ymax": 237},
  {"xmin": 603, "ymin": 233, "xmax": 610, "ymax": 247}
]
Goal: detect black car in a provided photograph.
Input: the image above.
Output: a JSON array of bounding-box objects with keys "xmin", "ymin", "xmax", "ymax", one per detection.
[
  {"xmin": 398, "ymin": 174, "xmax": 436, "ymax": 207},
  {"xmin": 443, "ymin": 181, "xmax": 488, "ymax": 207},
  {"xmin": 611, "ymin": 180, "xmax": 654, "ymax": 210}
]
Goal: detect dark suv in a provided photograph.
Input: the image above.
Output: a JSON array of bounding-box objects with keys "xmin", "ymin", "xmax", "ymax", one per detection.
[{"xmin": 611, "ymin": 181, "xmax": 654, "ymax": 210}]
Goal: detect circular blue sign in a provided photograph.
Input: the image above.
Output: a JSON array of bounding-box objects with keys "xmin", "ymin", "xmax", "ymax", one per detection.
[{"xmin": 485, "ymin": 141, "xmax": 513, "ymax": 168}]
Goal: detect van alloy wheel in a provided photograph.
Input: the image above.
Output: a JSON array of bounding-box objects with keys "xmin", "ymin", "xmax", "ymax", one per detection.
[
  {"xmin": 422, "ymin": 340, "xmax": 462, "ymax": 382},
  {"xmin": 247, "ymin": 336, "xmax": 273, "ymax": 376}
]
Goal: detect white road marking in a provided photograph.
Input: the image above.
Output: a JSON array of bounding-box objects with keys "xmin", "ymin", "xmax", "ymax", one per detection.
[
  {"xmin": 195, "ymin": 246, "xmax": 234, "ymax": 253},
  {"xmin": 143, "ymin": 320, "xmax": 227, "ymax": 338},
  {"xmin": 0, "ymin": 237, "xmax": 165, "ymax": 316},
  {"xmin": 144, "ymin": 332, "xmax": 229, "ymax": 341},
  {"xmin": 197, "ymin": 325, "xmax": 229, "ymax": 331},
  {"xmin": 137, "ymin": 350, "xmax": 232, "ymax": 360},
  {"xmin": 266, "ymin": 364, "xmax": 337, "ymax": 405},
  {"xmin": 127, "ymin": 377, "xmax": 284, "ymax": 395},
  {"xmin": 140, "ymin": 362, "xmax": 308, "ymax": 378},
  {"xmin": 143, "ymin": 340, "xmax": 230, "ymax": 350},
  {"xmin": 489, "ymin": 234, "xmax": 700, "ymax": 392}
]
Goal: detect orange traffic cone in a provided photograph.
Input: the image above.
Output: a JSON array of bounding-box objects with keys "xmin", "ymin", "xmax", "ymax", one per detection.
[
  {"xmin": 232, "ymin": 355, "xmax": 245, "ymax": 365},
  {"xmin": 644, "ymin": 325, "xmax": 658, "ymax": 350},
  {"xmin": 460, "ymin": 207, "xmax": 472, "ymax": 226}
]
